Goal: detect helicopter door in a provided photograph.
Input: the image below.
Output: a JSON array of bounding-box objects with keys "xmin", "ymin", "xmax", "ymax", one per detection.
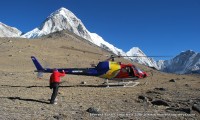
[{"xmin": 126, "ymin": 66, "xmax": 134, "ymax": 77}]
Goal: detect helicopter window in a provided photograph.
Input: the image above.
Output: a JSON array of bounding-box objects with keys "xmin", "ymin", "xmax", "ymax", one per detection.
[
  {"xmin": 122, "ymin": 67, "xmax": 134, "ymax": 76},
  {"xmin": 135, "ymin": 68, "xmax": 143, "ymax": 73},
  {"xmin": 126, "ymin": 67, "xmax": 130, "ymax": 72},
  {"xmin": 128, "ymin": 67, "xmax": 134, "ymax": 76},
  {"xmin": 124, "ymin": 67, "xmax": 133, "ymax": 76}
]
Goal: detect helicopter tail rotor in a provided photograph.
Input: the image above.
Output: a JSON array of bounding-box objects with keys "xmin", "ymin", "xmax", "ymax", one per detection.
[
  {"xmin": 37, "ymin": 72, "xmax": 43, "ymax": 79},
  {"xmin": 31, "ymin": 56, "xmax": 46, "ymax": 79}
]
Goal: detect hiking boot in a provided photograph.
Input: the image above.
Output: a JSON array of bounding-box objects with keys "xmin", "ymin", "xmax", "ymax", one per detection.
[
  {"xmin": 53, "ymin": 102, "xmax": 57, "ymax": 105},
  {"xmin": 50, "ymin": 102, "xmax": 57, "ymax": 105}
]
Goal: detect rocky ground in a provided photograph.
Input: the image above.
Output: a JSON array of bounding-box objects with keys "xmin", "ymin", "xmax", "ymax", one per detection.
[{"xmin": 0, "ymin": 33, "xmax": 199, "ymax": 120}]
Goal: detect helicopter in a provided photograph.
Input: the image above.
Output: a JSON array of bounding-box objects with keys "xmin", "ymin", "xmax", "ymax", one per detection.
[
  {"xmin": 31, "ymin": 54, "xmax": 153, "ymax": 87},
  {"xmin": 31, "ymin": 55, "xmax": 148, "ymax": 79}
]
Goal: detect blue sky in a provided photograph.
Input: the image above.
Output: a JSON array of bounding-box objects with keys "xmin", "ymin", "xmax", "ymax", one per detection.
[{"xmin": 1, "ymin": 0, "xmax": 200, "ymax": 59}]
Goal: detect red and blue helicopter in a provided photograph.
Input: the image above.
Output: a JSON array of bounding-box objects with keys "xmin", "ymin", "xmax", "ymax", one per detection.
[
  {"xmin": 31, "ymin": 45, "xmax": 170, "ymax": 87},
  {"xmin": 31, "ymin": 55, "xmax": 148, "ymax": 81},
  {"xmin": 31, "ymin": 53, "xmax": 169, "ymax": 87}
]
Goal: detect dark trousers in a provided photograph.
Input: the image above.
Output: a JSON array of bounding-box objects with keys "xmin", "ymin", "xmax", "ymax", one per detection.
[{"xmin": 50, "ymin": 82, "xmax": 59, "ymax": 104}]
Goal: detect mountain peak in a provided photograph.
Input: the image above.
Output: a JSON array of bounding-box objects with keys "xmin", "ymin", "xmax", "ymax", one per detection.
[
  {"xmin": 130, "ymin": 47, "xmax": 140, "ymax": 50},
  {"xmin": 185, "ymin": 50, "xmax": 195, "ymax": 53},
  {"xmin": 127, "ymin": 47, "xmax": 144, "ymax": 56},
  {"xmin": 0, "ymin": 22, "xmax": 22, "ymax": 37},
  {"xmin": 54, "ymin": 7, "xmax": 67, "ymax": 15},
  {"xmin": 180, "ymin": 50, "xmax": 196, "ymax": 57},
  {"xmin": 23, "ymin": 7, "xmax": 88, "ymax": 39},
  {"xmin": 130, "ymin": 47, "xmax": 141, "ymax": 51},
  {"xmin": 59, "ymin": 7, "xmax": 68, "ymax": 11},
  {"xmin": 159, "ymin": 50, "xmax": 200, "ymax": 74},
  {"xmin": 181, "ymin": 50, "xmax": 196, "ymax": 54},
  {"xmin": 55, "ymin": 7, "xmax": 69, "ymax": 14},
  {"xmin": 49, "ymin": 7, "xmax": 74, "ymax": 19},
  {"xmin": 126, "ymin": 47, "xmax": 158, "ymax": 68}
]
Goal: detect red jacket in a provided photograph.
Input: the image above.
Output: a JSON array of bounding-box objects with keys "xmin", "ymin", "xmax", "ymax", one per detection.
[{"xmin": 50, "ymin": 71, "xmax": 65, "ymax": 83}]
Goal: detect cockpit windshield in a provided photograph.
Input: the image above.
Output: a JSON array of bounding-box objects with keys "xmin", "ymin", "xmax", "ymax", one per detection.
[{"xmin": 135, "ymin": 67, "xmax": 143, "ymax": 73}]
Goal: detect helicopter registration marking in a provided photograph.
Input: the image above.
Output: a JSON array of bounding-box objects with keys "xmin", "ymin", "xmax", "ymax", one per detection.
[{"xmin": 72, "ymin": 70, "xmax": 83, "ymax": 73}]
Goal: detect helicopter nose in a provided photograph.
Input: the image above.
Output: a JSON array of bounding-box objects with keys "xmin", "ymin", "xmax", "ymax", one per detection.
[{"xmin": 143, "ymin": 72, "xmax": 147, "ymax": 78}]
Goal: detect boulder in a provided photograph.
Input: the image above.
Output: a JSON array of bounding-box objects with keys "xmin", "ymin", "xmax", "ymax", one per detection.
[
  {"xmin": 151, "ymin": 100, "xmax": 169, "ymax": 106},
  {"xmin": 86, "ymin": 107, "xmax": 101, "ymax": 114}
]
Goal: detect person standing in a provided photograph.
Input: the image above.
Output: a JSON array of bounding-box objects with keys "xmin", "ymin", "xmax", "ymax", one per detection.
[{"xmin": 49, "ymin": 69, "xmax": 65, "ymax": 104}]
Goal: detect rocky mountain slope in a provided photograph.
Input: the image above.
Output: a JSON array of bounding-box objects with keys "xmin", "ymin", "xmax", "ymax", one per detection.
[{"xmin": 0, "ymin": 22, "xmax": 22, "ymax": 37}]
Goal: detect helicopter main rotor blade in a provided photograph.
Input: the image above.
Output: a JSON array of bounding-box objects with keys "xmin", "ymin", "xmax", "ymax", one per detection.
[
  {"xmin": 119, "ymin": 55, "xmax": 172, "ymax": 57},
  {"xmin": 106, "ymin": 55, "xmax": 173, "ymax": 61}
]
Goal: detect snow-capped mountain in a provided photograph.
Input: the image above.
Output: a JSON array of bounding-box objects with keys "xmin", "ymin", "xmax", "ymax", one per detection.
[
  {"xmin": 22, "ymin": 7, "xmax": 91, "ymax": 40},
  {"xmin": 22, "ymin": 7, "xmax": 156, "ymax": 66},
  {"xmin": 126, "ymin": 47, "xmax": 158, "ymax": 68},
  {"xmin": 159, "ymin": 50, "xmax": 200, "ymax": 74},
  {"xmin": 22, "ymin": 7, "xmax": 126, "ymax": 56},
  {"xmin": 0, "ymin": 22, "xmax": 22, "ymax": 37},
  {"xmin": 156, "ymin": 60, "xmax": 165, "ymax": 70}
]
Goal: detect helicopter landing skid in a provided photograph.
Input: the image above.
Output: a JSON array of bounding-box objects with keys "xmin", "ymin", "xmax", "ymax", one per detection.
[{"xmin": 104, "ymin": 79, "xmax": 140, "ymax": 88}]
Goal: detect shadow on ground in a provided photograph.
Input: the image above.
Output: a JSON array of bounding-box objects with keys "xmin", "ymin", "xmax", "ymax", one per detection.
[
  {"xmin": 0, "ymin": 97, "xmax": 50, "ymax": 104},
  {"xmin": 1, "ymin": 84, "xmax": 111, "ymax": 88}
]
